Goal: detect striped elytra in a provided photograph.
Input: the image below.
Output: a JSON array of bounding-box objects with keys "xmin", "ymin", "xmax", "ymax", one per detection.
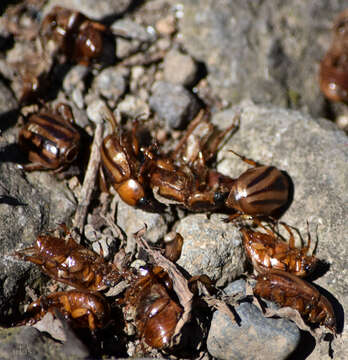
[
  {"xmin": 100, "ymin": 134, "xmax": 132, "ymax": 184},
  {"xmin": 99, "ymin": 109, "xmax": 167, "ymax": 212},
  {"xmin": 226, "ymin": 165, "xmax": 289, "ymax": 216},
  {"xmin": 40, "ymin": 6, "xmax": 110, "ymax": 66},
  {"xmin": 18, "ymin": 104, "xmax": 81, "ymax": 171},
  {"xmin": 100, "ymin": 132, "xmax": 148, "ymax": 206}
]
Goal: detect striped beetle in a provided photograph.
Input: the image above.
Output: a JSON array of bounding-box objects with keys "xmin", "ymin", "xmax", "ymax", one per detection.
[
  {"xmin": 225, "ymin": 151, "xmax": 290, "ymax": 220},
  {"xmin": 18, "ymin": 103, "xmax": 81, "ymax": 172}
]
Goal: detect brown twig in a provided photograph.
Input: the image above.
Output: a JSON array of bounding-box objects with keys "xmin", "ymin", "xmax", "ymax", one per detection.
[{"xmin": 73, "ymin": 123, "xmax": 104, "ymax": 238}]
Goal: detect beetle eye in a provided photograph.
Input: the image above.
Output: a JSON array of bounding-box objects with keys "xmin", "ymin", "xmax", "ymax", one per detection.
[
  {"xmin": 213, "ymin": 191, "xmax": 227, "ymax": 206},
  {"xmin": 65, "ymin": 146, "xmax": 78, "ymax": 162}
]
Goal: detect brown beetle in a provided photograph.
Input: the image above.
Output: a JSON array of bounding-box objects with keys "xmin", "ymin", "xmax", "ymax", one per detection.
[
  {"xmin": 101, "ymin": 108, "xmax": 289, "ymax": 217},
  {"xmin": 241, "ymin": 220, "xmax": 317, "ymax": 277},
  {"xmin": 40, "ymin": 6, "xmax": 113, "ymax": 66},
  {"xmin": 224, "ymin": 151, "xmax": 289, "ymax": 220},
  {"xmin": 147, "ymin": 110, "xmax": 239, "ymax": 212},
  {"xmin": 254, "ymin": 269, "xmax": 336, "ymax": 333},
  {"xmin": 18, "ymin": 103, "xmax": 81, "ymax": 172},
  {"xmin": 18, "ymin": 290, "xmax": 110, "ymax": 331},
  {"xmin": 319, "ymin": 9, "xmax": 348, "ymax": 102},
  {"xmin": 149, "ymin": 111, "xmax": 289, "ymax": 217},
  {"xmin": 124, "ymin": 266, "xmax": 182, "ymax": 349},
  {"xmin": 100, "ymin": 109, "xmax": 164, "ymax": 212},
  {"xmin": 15, "ymin": 225, "xmax": 121, "ymax": 291}
]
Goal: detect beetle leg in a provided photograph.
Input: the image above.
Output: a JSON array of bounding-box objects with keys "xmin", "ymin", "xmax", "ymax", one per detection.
[
  {"xmin": 253, "ymin": 218, "xmax": 277, "ymax": 237},
  {"xmin": 15, "ymin": 251, "xmax": 45, "ymax": 266},
  {"xmin": 98, "ymin": 166, "xmax": 109, "ymax": 193},
  {"xmin": 203, "ymin": 113, "xmax": 240, "ymax": 163},
  {"xmin": 279, "ymin": 222, "xmax": 296, "ymax": 249},
  {"xmin": 22, "ymin": 162, "xmax": 50, "ymax": 172},
  {"xmin": 60, "ymin": 294, "xmax": 71, "ymax": 313},
  {"xmin": 171, "ymin": 109, "xmax": 208, "ymax": 158},
  {"xmin": 223, "ymin": 213, "xmax": 254, "ymax": 223},
  {"xmin": 302, "ymin": 221, "xmax": 312, "ymax": 255},
  {"xmin": 228, "ymin": 150, "xmax": 262, "ymax": 168}
]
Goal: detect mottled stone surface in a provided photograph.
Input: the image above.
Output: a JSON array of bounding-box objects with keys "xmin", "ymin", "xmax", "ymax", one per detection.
[
  {"xmin": 176, "ymin": 0, "xmax": 348, "ymax": 118},
  {"xmin": 150, "ymin": 81, "xmax": 200, "ymax": 129},
  {"xmin": 176, "ymin": 214, "xmax": 245, "ymax": 287},
  {"xmin": 0, "ymin": 326, "xmax": 88, "ymax": 360},
  {"xmin": 116, "ymin": 193, "xmax": 174, "ymax": 245},
  {"xmin": 207, "ymin": 282, "xmax": 300, "ymax": 360},
  {"xmin": 163, "ymin": 49, "xmax": 198, "ymax": 87},
  {"xmin": 91, "ymin": 66, "xmax": 129, "ymax": 106},
  {"xmin": 43, "ymin": 0, "xmax": 134, "ymax": 19}
]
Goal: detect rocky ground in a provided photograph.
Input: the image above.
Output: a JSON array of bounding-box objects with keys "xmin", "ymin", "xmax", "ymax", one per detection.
[{"xmin": 0, "ymin": 0, "xmax": 347, "ymax": 359}]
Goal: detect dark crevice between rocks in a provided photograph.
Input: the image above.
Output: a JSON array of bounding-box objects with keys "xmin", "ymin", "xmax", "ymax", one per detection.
[
  {"xmin": 0, "ymin": 109, "xmax": 19, "ymax": 133},
  {"xmin": 322, "ymin": 98, "xmax": 337, "ymax": 123},
  {"xmin": 287, "ymin": 330, "xmax": 316, "ymax": 360}
]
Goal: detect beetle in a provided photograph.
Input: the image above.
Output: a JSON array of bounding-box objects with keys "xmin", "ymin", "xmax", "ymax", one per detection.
[
  {"xmin": 40, "ymin": 6, "xmax": 113, "ymax": 66},
  {"xmin": 99, "ymin": 108, "xmax": 164, "ymax": 212},
  {"xmin": 124, "ymin": 266, "xmax": 182, "ymax": 349},
  {"xmin": 241, "ymin": 219, "xmax": 317, "ymax": 277},
  {"xmin": 147, "ymin": 110, "xmax": 239, "ymax": 212},
  {"xmin": 15, "ymin": 225, "xmax": 121, "ymax": 291},
  {"xmin": 17, "ymin": 290, "xmax": 110, "ymax": 332},
  {"xmin": 148, "ymin": 111, "xmax": 289, "ymax": 217},
  {"xmin": 254, "ymin": 269, "xmax": 336, "ymax": 333},
  {"xmin": 224, "ymin": 151, "xmax": 290, "ymax": 220},
  {"xmin": 18, "ymin": 103, "xmax": 81, "ymax": 172},
  {"xmin": 319, "ymin": 9, "xmax": 348, "ymax": 102}
]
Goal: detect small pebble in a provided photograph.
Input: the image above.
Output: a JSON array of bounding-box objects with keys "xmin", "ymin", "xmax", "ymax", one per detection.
[
  {"xmin": 43, "ymin": 0, "xmax": 134, "ymax": 20},
  {"xmin": 155, "ymin": 15, "xmax": 177, "ymax": 36},
  {"xmin": 93, "ymin": 67, "xmax": 128, "ymax": 104},
  {"xmin": 118, "ymin": 95, "xmax": 150, "ymax": 119},
  {"xmin": 163, "ymin": 49, "xmax": 198, "ymax": 86},
  {"xmin": 111, "ymin": 19, "xmax": 155, "ymax": 42},
  {"xmin": 116, "ymin": 38, "xmax": 140, "ymax": 59},
  {"xmin": 149, "ymin": 81, "xmax": 200, "ymax": 129},
  {"xmin": 62, "ymin": 65, "xmax": 88, "ymax": 94},
  {"xmin": 86, "ymin": 99, "xmax": 109, "ymax": 124}
]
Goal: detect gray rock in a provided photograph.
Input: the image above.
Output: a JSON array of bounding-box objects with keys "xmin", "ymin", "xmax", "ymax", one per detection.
[
  {"xmin": 207, "ymin": 281, "xmax": 300, "ymax": 360},
  {"xmin": 176, "ymin": 214, "xmax": 245, "ymax": 286},
  {"xmin": 0, "ymin": 326, "xmax": 89, "ymax": 360},
  {"xmin": 149, "ymin": 81, "xmax": 200, "ymax": 129},
  {"xmin": 62, "ymin": 65, "xmax": 88, "ymax": 95},
  {"xmin": 176, "ymin": 0, "xmax": 348, "ymax": 117},
  {"xmin": 115, "ymin": 37, "xmax": 141, "ymax": 59},
  {"xmin": 43, "ymin": 0, "xmax": 134, "ymax": 19},
  {"xmin": 86, "ymin": 99, "xmax": 110, "ymax": 124},
  {"xmin": 163, "ymin": 49, "xmax": 198, "ymax": 87},
  {"xmin": 0, "ymin": 80, "xmax": 17, "ymax": 116},
  {"xmin": 0, "ymin": 164, "xmax": 47, "ymax": 318},
  {"xmin": 115, "ymin": 193, "xmax": 174, "ymax": 246},
  {"xmin": 24, "ymin": 171, "xmax": 77, "ymax": 228},
  {"xmin": 92, "ymin": 67, "xmax": 129, "ymax": 105},
  {"xmin": 111, "ymin": 19, "xmax": 156, "ymax": 42},
  {"xmin": 117, "ymin": 95, "xmax": 150, "ymax": 119}
]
